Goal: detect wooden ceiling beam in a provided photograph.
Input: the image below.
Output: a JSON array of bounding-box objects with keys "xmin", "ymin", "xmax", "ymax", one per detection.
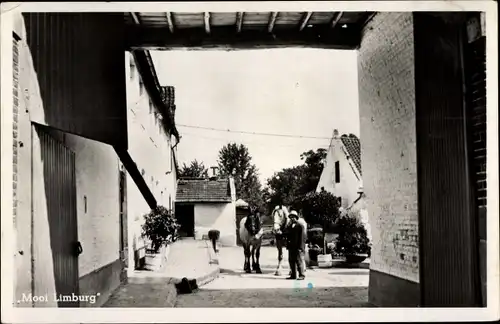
[
  {"xmin": 204, "ymin": 12, "xmax": 211, "ymax": 34},
  {"xmin": 165, "ymin": 12, "xmax": 174, "ymax": 33},
  {"xmin": 299, "ymin": 12, "xmax": 313, "ymax": 31},
  {"xmin": 130, "ymin": 12, "xmax": 141, "ymax": 25},
  {"xmin": 268, "ymin": 12, "xmax": 278, "ymax": 33},
  {"xmin": 125, "ymin": 25, "xmax": 361, "ymax": 51},
  {"xmin": 236, "ymin": 12, "xmax": 244, "ymax": 33},
  {"xmin": 330, "ymin": 12, "xmax": 343, "ymax": 29}
]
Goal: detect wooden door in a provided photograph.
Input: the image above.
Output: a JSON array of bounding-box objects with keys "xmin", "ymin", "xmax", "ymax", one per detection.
[
  {"xmin": 176, "ymin": 204, "xmax": 195, "ymax": 237},
  {"xmin": 37, "ymin": 126, "xmax": 79, "ymax": 307}
]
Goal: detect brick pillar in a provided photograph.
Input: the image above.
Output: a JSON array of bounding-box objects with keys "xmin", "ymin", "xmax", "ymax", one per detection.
[
  {"xmin": 359, "ymin": 12, "xmax": 482, "ymax": 307},
  {"xmin": 358, "ymin": 12, "xmax": 420, "ymax": 307}
]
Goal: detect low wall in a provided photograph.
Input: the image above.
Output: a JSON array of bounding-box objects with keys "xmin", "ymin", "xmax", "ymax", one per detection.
[{"xmin": 78, "ymin": 258, "xmax": 122, "ymax": 307}]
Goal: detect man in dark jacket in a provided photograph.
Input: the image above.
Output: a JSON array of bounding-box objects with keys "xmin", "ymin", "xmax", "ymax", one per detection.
[{"xmin": 286, "ymin": 210, "xmax": 306, "ymax": 280}]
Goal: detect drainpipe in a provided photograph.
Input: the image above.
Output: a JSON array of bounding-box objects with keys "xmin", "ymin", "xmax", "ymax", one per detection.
[{"xmin": 347, "ymin": 185, "xmax": 364, "ymax": 211}]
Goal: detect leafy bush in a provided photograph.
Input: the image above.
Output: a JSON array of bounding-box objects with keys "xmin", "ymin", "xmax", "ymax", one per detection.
[
  {"xmin": 141, "ymin": 205, "xmax": 180, "ymax": 252},
  {"xmin": 333, "ymin": 215, "xmax": 371, "ymax": 256},
  {"xmin": 298, "ymin": 191, "xmax": 341, "ymax": 233}
]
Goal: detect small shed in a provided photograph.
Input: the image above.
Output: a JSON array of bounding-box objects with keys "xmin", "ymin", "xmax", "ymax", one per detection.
[{"xmin": 175, "ymin": 177, "xmax": 237, "ymax": 246}]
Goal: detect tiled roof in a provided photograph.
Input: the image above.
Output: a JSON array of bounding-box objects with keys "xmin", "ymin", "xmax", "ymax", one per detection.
[
  {"xmin": 176, "ymin": 178, "xmax": 232, "ymax": 203},
  {"xmin": 340, "ymin": 135, "xmax": 362, "ymax": 175}
]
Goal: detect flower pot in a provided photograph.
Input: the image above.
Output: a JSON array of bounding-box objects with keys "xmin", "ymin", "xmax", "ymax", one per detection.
[
  {"xmin": 344, "ymin": 254, "xmax": 368, "ymax": 264},
  {"xmin": 317, "ymin": 254, "xmax": 333, "ymax": 268},
  {"xmin": 307, "ymin": 248, "xmax": 320, "ymax": 267}
]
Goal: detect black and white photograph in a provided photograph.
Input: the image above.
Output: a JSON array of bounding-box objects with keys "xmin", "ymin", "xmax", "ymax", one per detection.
[{"xmin": 0, "ymin": 1, "xmax": 498, "ymax": 322}]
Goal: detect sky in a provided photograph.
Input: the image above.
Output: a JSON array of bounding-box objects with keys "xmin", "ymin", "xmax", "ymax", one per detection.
[{"xmin": 151, "ymin": 48, "xmax": 360, "ymax": 186}]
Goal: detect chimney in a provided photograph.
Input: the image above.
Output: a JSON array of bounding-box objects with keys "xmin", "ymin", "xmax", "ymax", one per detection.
[
  {"xmin": 333, "ymin": 129, "xmax": 339, "ymax": 138},
  {"xmin": 229, "ymin": 177, "xmax": 236, "ymax": 202},
  {"xmin": 210, "ymin": 166, "xmax": 219, "ymax": 178}
]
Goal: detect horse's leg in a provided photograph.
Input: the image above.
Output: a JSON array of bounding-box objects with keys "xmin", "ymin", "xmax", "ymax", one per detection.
[
  {"xmin": 254, "ymin": 243, "xmax": 262, "ymax": 274},
  {"xmin": 244, "ymin": 245, "xmax": 251, "ymax": 273},
  {"xmin": 251, "ymin": 244, "xmax": 256, "ymax": 271},
  {"xmin": 275, "ymin": 240, "xmax": 283, "ymax": 276}
]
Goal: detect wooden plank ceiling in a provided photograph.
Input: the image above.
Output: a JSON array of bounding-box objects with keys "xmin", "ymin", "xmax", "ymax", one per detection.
[{"xmin": 125, "ymin": 12, "xmax": 375, "ymax": 50}]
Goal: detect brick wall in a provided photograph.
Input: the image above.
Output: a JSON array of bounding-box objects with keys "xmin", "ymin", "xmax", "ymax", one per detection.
[
  {"xmin": 358, "ymin": 12, "xmax": 419, "ymax": 283},
  {"xmin": 13, "ymin": 36, "xmax": 19, "ymax": 227}
]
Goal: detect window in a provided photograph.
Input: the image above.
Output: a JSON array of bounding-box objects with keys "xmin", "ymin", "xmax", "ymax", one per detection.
[{"xmin": 335, "ymin": 161, "xmax": 340, "ymax": 183}]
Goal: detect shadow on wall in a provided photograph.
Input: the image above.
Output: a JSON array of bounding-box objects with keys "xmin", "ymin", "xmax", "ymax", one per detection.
[{"xmin": 24, "ymin": 13, "xmax": 127, "ymax": 149}]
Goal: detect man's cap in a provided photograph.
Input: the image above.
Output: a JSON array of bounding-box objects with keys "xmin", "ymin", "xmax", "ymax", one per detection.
[{"xmin": 289, "ymin": 210, "xmax": 299, "ymax": 218}]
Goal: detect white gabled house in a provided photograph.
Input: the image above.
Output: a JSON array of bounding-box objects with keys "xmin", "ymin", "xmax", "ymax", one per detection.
[{"xmin": 316, "ymin": 129, "xmax": 371, "ymax": 240}]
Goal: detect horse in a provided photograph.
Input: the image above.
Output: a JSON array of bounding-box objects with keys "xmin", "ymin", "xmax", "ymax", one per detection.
[
  {"xmin": 272, "ymin": 205, "xmax": 308, "ymax": 276},
  {"xmin": 239, "ymin": 211, "xmax": 263, "ymax": 274}
]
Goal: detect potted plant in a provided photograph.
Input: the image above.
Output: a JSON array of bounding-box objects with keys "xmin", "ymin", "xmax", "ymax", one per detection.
[
  {"xmin": 298, "ymin": 191, "xmax": 341, "ymax": 268},
  {"xmin": 333, "ymin": 214, "xmax": 371, "ymax": 265},
  {"xmin": 141, "ymin": 205, "xmax": 180, "ymax": 253},
  {"xmin": 306, "ymin": 227, "xmax": 323, "ymax": 267}
]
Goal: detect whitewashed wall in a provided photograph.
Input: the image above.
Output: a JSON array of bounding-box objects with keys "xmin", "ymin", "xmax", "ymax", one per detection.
[
  {"xmin": 194, "ymin": 203, "xmax": 237, "ymax": 247},
  {"xmin": 317, "ymin": 138, "xmax": 361, "ymax": 207},
  {"xmin": 124, "ymin": 52, "xmax": 177, "ymax": 273}
]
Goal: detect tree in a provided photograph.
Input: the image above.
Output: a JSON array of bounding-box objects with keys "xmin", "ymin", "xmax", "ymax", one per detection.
[
  {"xmin": 263, "ymin": 148, "xmax": 327, "ymax": 214},
  {"xmin": 179, "ymin": 159, "xmax": 209, "ymax": 178},
  {"xmin": 263, "ymin": 165, "xmax": 308, "ymax": 209},
  {"xmin": 299, "ymin": 191, "xmax": 341, "ymax": 232},
  {"xmin": 299, "ymin": 148, "xmax": 327, "ymax": 194},
  {"xmin": 217, "ymin": 143, "xmax": 264, "ymax": 211}
]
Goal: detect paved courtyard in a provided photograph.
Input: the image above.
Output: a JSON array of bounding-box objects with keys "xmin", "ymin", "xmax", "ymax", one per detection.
[{"xmin": 175, "ymin": 246, "xmax": 370, "ymax": 307}]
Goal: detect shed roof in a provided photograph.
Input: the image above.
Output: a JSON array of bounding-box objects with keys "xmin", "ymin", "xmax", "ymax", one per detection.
[{"xmin": 176, "ymin": 178, "xmax": 232, "ymax": 203}]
